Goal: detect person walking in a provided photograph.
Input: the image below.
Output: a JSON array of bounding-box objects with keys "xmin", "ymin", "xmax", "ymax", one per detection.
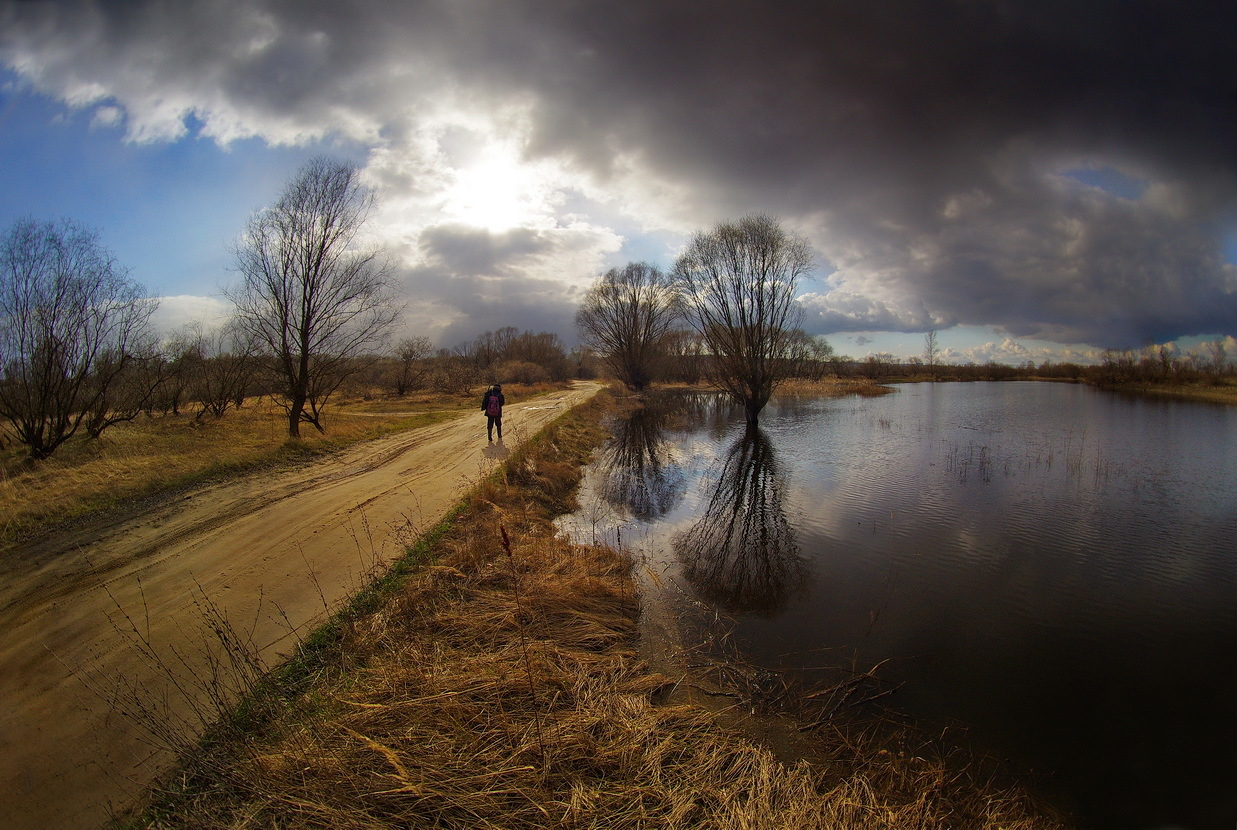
[{"xmin": 481, "ymin": 383, "xmax": 505, "ymax": 442}]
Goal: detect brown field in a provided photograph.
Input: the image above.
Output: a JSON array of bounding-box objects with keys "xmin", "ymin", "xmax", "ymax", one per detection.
[
  {"xmin": 0, "ymin": 381, "xmax": 568, "ymax": 547},
  {"xmin": 775, "ymin": 377, "xmax": 897, "ymax": 397},
  {"xmin": 0, "ymin": 390, "xmax": 471, "ymax": 546}
]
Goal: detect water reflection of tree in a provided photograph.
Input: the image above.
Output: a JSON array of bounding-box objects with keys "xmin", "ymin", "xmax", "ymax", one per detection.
[
  {"xmin": 676, "ymin": 426, "xmax": 808, "ymax": 617},
  {"xmin": 596, "ymin": 398, "xmax": 686, "ymax": 521},
  {"xmin": 670, "ymin": 391, "xmax": 744, "ymax": 439}
]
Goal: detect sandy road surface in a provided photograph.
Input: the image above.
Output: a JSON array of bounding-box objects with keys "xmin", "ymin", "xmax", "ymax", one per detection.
[{"xmin": 0, "ymin": 382, "xmax": 600, "ymax": 829}]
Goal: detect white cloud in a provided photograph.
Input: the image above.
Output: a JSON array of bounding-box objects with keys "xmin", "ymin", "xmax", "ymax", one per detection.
[
  {"xmin": 150, "ymin": 294, "xmax": 231, "ymax": 334},
  {"xmin": 394, "ymin": 220, "xmax": 622, "ymax": 346},
  {"xmin": 89, "ymin": 104, "xmax": 123, "ymax": 129}
]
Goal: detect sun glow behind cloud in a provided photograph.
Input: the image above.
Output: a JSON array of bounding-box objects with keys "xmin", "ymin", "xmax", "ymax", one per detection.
[{"xmin": 441, "ymin": 149, "xmax": 554, "ymax": 231}]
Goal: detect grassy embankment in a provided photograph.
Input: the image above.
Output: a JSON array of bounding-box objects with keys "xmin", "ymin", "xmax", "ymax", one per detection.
[
  {"xmin": 0, "ymin": 384, "xmax": 558, "ymax": 548},
  {"xmin": 868, "ymin": 371, "xmax": 1237, "ymax": 406},
  {"xmin": 1094, "ymin": 379, "xmax": 1237, "ymax": 406},
  {"xmin": 114, "ymin": 380, "xmax": 1065, "ymax": 829}
]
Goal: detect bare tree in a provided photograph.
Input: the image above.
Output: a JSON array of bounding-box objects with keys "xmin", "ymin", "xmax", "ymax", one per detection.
[
  {"xmin": 673, "ymin": 214, "xmax": 812, "ymax": 425},
  {"xmin": 473, "ymin": 326, "xmax": 518, "ymax": 370},
  {"xmin": 0, "ymin": 218, "xmax": 157, "ymax": 459},
  {"xmin": 782, "ymin": 328, "xmax": 835, "ymax": 380},
  {"xmin": 576, "ymin": 262, "xmax": 679, "ymax": 392},
  {"xmin": 82, "ymin": 334, "xmax": 176, "ymax": 438},
  {"xmin": 183, "ymin": 321, "xmax": 258, "ymax": 419},
  {"xmin": 427, "ymin": 353, "xmax": 477, "ymax": 395},
  {"xmin": 153, "ymin": 329, "xmax": 199, "ymax": 416},
  {"xmin": 923, "ymin": 329, "xmax": 940, "ymax": 376},
  {"xmin": 509, "ymin": 330, "xmax": 570, "ymax": 380},
  {"xmin": 860, "ymin": 352, "xmax": 898, "ymax": 379},
  {"xmin": 810, "ymin": 333, "xmax": 837, "ymax": 377},
  {"xmin": 228, "ymin": 157, "xmax": 401, "ymax": 438},
  {"xmin": 394, "ymin": 335, "xmax": 434, "ymax": 395},
  {"xmin": 454, "ymin": 328, "xmax": 571, "ymax": 383},
  {"xmin": 1203, "ymin": 338, "xmax": 1230, "ymax": 382},
  {"xmin": 493, "ymin": 359, "xmax": 549, "ymax": 385},
  {"xmin": 567, "ymin": 345, "xmax": 600, "ymax": 380},
  {"xmin": 661, "ymin": 328, "xmax": 706, "ymax": 383}
]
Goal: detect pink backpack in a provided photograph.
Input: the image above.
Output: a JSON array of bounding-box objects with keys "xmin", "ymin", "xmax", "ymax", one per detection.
[{"xmin": 486, "ymin": 394, "xmax": 501, "ymax": 417}]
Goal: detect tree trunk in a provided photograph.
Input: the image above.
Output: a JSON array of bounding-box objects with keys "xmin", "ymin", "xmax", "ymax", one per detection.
[
  {"xmin": 744, "ymin": 399, "xmax": 762, "ymax": 426},
  {"xmin": 287, "ymin": 395, "xmax": 305, "ymax": 438}
]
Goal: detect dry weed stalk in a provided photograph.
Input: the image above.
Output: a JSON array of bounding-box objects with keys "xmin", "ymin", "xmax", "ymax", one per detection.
[
  {"xmin": 76, "ymin": 578, "xmax": 273, "ymax": 762},
  {"xmin": 501, "ymin": 522, "xmax": 546, "ymax": 764}
]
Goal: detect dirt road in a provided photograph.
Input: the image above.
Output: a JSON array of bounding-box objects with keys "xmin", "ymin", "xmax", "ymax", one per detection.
[{"xmin": 0, "ymin": 382, "xmax": 600, "ymax": 829}]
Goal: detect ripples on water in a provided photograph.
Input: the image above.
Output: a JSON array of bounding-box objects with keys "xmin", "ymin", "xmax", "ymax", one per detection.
[{"xmin": 561, "ymin": 383, "xmax": 1237, "ymax": 830}]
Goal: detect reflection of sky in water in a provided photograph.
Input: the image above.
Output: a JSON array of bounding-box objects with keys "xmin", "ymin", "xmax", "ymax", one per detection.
[{"xmin": 561, "ymin": 383, "xmax": 1237, "ymax": 830}]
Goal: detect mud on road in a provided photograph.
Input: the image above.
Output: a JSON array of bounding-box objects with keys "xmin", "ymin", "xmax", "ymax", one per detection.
[{"xmin": 0, "ymin": 382, "xmax": 600, "ymax": 830}]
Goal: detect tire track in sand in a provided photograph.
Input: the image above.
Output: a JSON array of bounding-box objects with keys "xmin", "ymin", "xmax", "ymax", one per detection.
[{"xmin": 0, "ymin": 382, "xmax": 599, "ymax": 830}]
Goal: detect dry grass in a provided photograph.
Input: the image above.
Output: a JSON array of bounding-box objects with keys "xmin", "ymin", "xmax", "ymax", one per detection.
[
  {"xmin": 124, "ymin": 390, "xmax": 1068, "ymax": 830},
  {"xmin": 0, "ymin": 388, "xmax": 492, "ymax": 547},
  {"xmin": 775, "ymin": 378, "xmax": 895, "ymax": 398},
  {"xmin": 656, "ymin": 377, "xmax": 894, "ymax": 400},
  {"xmin": 144, "ymin": 535, "xmax": 1055, "ymax": 828},
  {"xmin": 1102, "ymin": 379, "xmax": 1237, "ymax": 406}
]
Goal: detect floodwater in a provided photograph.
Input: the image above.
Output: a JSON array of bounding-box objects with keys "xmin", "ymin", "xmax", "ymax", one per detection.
[{"xmin": 559, "ymin": 382, "xmax": 1237, "ymax": 830}]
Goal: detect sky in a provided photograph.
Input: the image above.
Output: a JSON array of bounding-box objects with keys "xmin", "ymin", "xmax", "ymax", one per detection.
[{"xmin": 1, "ymin": 0, "xmax": 1234, "ymax": 364}]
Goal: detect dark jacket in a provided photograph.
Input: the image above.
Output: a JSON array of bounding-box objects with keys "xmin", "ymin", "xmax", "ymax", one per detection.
[{"xmin": 481, "ymin": 389, "xmax": 505, "ymax": 416}]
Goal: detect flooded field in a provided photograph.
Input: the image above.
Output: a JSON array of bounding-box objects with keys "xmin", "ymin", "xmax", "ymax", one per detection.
[{"xmin": 561, "ymin": 382, "xmax": 1237, "ymax": 830}]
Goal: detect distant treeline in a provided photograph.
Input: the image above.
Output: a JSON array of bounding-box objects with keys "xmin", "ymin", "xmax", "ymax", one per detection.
[
  {"xmin": 878, "ymin": 341, "xmax": 1235, "ymax": 386},
  {"xmin": 629, "ymin": 336, "xmax": 1235, "ymax": 388}
]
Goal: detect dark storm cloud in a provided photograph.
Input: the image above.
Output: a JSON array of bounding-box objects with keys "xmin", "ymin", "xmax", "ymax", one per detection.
[
  {"xmin": 486, "ymin": 0, "xmax": 1237, "ymax": 346},
  {"xmin": 419, "ymin": 225, "xmax": 554, "ymax": 277},
  {"xmin": 3, "ymin": 0, "xmax": 1234, "ymax": 347},
  {"xmin": 509, "ymin": 1, "xmax": 1236, "ymax": 204},
  {"xmin": 908, "ymin": 179, "xmax": 1237, "ymax": 345},
  {"xmin": 799, "ymin": 290, "xmax": 940, "ymax": 335},
  {"xmin": 401, "ymin": 223, "xmax": 590, "ymax": 346}
]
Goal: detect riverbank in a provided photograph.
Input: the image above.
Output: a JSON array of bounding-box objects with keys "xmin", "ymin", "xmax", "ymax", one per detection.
[
  {"xmin": 874, "ymin": 373, "xmax": 1237, "ymax": 406},
  {"xmin": 123, "ymin": 387, "xmax": 1067, "ymax": 829},
  {"xmin": 1092, "ymin": 379, "xmax": 1237, "ymax": 406}
]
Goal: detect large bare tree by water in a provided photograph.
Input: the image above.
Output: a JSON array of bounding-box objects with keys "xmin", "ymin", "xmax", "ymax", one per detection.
[
  {"xmin": 576, "ymin": 262, "xmax": 679, "ymax": 391},
  {"xmin": 673, "ymin": 214, "xmax": 812, "ymax": 425},
  {"xmin": 0, "ymin": 218, "xmax": 157, "ymax": 459},
  {"xmin": 229, "ymin": 157, "xmax": 400, "ymax": 438}
]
